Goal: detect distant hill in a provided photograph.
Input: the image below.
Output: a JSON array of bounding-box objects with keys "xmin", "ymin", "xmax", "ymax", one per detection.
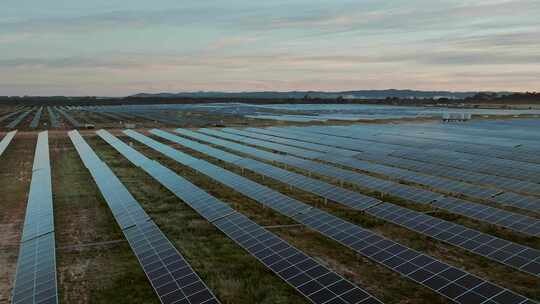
[{"xmin": 130, "ymin": 90, "xmax": 503, "ymax": 100}]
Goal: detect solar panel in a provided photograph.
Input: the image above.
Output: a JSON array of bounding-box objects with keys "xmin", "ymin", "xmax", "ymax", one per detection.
[
  {"xmin": 11, "ymin": 131, "xmax": 58, "ymax": 304},
  {"xmin": 433, "ymin": 197, "xmax": 540, "ymax": 237},
  {"xmin": 123, "ymin": 129, "xmax": 535, "ymax": 304},
  {"xmin": 491, "ymin": 192, "xmax": 540, "ymax": 212},
  {"xmin": 225, "ymin": 128, "xmax": 359, "ymax": 157},
  {"xmin": 30, "ymin": 107, "xmax": 43, "ymax": 129},
  {"xmin": 68, "ymin": 130, "xmax": 220, "ymax": 304},
  {"xmin": 7, "ymin": 110, "xmax": 33, "ymax": 129},
  {"xmin": 366, "ymin": 127, "xmax": 540, "ymax": 163},
  {"xmin": 366, "ymin": 203, "xmax": 540, "ymax": 277},
  {"xmin": 153, "ymin": 129, "xmax": 380, "ymax": 211},
  {"xmin": 0, "ymin": 130, "xmax": 17, "ymax": 157},
  {"xmin": 165, "ymin": 129, "xmax": 540, "ymax": 278},
  {"xmin": 201, "ymin": 128, "xmax": 540, "ymax": 237},
  {"xmin": 260, "ymin": 127, "xmax": 540, "ymax": 184},
  {"xmin": 0, "ymin": 109, "xmax": 25, "ymax": 123},
  {"xmin": 379, "ymin": 133, "xmax": 540, "ymax": 165},
  {"xmin": 96, "ymin": 129, "xmax": 382, "ymax": 304},
  {"xmin": 56, "ymin": 109, "xmax": 82, "ymax": 128},
  {"xmin": 46, "ymin": 107, "xmax": 59, "ymax": 129},
  {"xmin": 246, "ymin": 127, "xmax": 540, "ymax": 196},
  {"xmin": 242, "ymin": 127, "xmax": 540, "ymax": 210},
  {"xmin": 391, "ymin": 149, "xmax": 540, "ymax": 184},
  {"xmin": 304, "ymin": 125, "xmax": 540, "ymax": 165}
]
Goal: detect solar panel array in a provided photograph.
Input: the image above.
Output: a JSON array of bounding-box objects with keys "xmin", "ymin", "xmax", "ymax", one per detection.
[
  {"xmin": 266, "ymin": 126, "xmax": 540, "ymax": 210},
  {"xmin": 330, "ymin": 156, "xmax": 538, "ymax": 212},
  {"xmin": 262, "ymin": 127, "xmax": 540, "ymax": 184},
  {"xmin": 0, "ymin": 109, "xmax": 24, "ymax": 124},
  {"xmin": 390, "ymin": 133, "xmax": 538, "ymax": 164},
  {"xmin": 427, "ymin": 121, "xmax": 540, "ymax": 145},
  {"xmin": 11, "ymin": 131, "xmax": 58, "ymax": 304},
  {"xmin": 46, "ymin": 107, "xmax": 59, "ymax": 128},
  {"xmin": 198, "ymin": 129, "xmax": 540, "ymax": 237},
  {"xmin": 95, "ymin": 111, "xmax": 127, "ymax": 122},
  {"xmin": 56, "ymin": 108, "xmax": 82, "ymax": 128},
  {"xmin": 391, "ymin": 149, "xmax": 540, "ymax": 184},
  {"xmin": 30, "ymin": 107, "xmax": 43, "ymax": 129},
  {"xmin": 290, "ymin": 125, "xmax": 540, "ymax": 169},
  {"xmin": 366, "ymin": 203, "xmax": 540, "ymax": 277},
  {"xmin": 309, "ymin": 125, "xmax": 540, "ymax": 165},
  {"xmin": 0, "ymin": 130, "xmax": 17, "ymax": 157},
  {"xmin": 96, "ymin": 130, "xmax": 382, "ymax": 304},
  {"xmin": 123, "ymin": 129, "xmax": 535, "ymax": 304},
  {"xmin": 7, "ymin": 109, "xmax": 34, "ymax": 129},
  {"xmin": 153, "ymin": 129, "xmax": 380, "ymax": 211},
  {"xmin": 357, "ymin": 124, "xmax": 540, "ymax": 153},
  {"xmin": 247, "ymin": 128, "xmax": 540, "ymax": 197},
  {"xmin": 68, "ymin": 130, "xmax": 219, "ymax": 304},
  {"xmin": 166, "ymin": 128, "xmax": 540, "ymax": 277},
  {"xmin": 228, "ymin": 128, "xmax": 540, "ymax": 213},
  {"xmin": 348, "ymin": 148, "xmax": 540, "ymax": 198}
]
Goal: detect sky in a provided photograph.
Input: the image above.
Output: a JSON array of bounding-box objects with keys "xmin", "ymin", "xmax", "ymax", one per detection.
[{"xmin": 1, "ymin": 0, "xmax": 539, "ymax": 96}]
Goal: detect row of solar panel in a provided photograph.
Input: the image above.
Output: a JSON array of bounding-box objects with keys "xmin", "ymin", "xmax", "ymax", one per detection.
[
  {"xmin": 197, "ymin": 128, "xmax": 540, "ymax": 237},
  {"xmin": 153, "ymin": 129, "xmax": 380, "ymax": 211},
  {"xmin": 226, "ymin": 128, "xmax": 540, "ymax": 213},
  {"xmin": 329, "ymin": 154, "xmax": 539, "ymax": 213},
  {"xmin": 0, "ymin": 109, "xmax": 24, "ymax": 124},
  {"xmin": 240, "ymin": 128, "xmax": 540, "ymax": 236},
  {"xmin": 30, "ymin": 107, "xmax": 43, "ymax": 129},
  {"xmin": 97, "ymin": 129, "xmax": 381, "ymax": 304},
  {"xmin": 56, "ymin": 109, "xmax": 81, "ymax": 128},
  {"xmin": 11, "ymin": 131, "xmax": 58, "ymax": 304},
  {"xmin": 334, "ymin": 148, "xmax": 540, "ymax": 198},
  {"xmin": 6, "ymin": 110, "xmax": 33, "ymax": 129},
  {"xmin": 308, "ymin": 125, "xmax": 540, "ymax": 165},
  {"xmin": 356, "ymin": 123, "xmax": 540, "ymax": 154},
  {"xmin": 161, "ymin": 128, "xmax": 540, "ymax": 277},
  {"xmin": 257, "ymin": 127, "xmax": 540, "ymax": 210},
  {"xmin": 47, "ymin": 107, "xmax": 59, "ymax": 128},
  {"xmin": 0, "ymin": 131, "xmax": 17, "ymax": 157},
  {"xmin": 375, "ymin": 132, "xmax": 540, "ymax": 165},
  {"xmin": 318, "ymin": 123, "xmax": 540, "ymax": 155},
  {"xmin": 235, "ymin": 127, "xmax": 540, "ymax": 218},
  {"xmin": 264, "ymin": 127, "xmax": 540, "ymax": 184},
  {"xmin": 426, "ymin": 122, "xmax": 540, "ymax": 145},
  {"xmin": 259, "ymin": 125, "xmax": 540, "ymax": 183},
  {"xmin": 123, "ymin": 129, "xmax": 534, "ymax": 304},
  {"xmin": 246, "ymin": 127, "xmax": 540, "ymax": 197},
  {"xmin": 396, "ymin": 119, "xmax": 540, "ymax": 139},
  {"xmin": 392, "ymin": 149, "xmax": 540, "ymax": 184},
  {"xmin": 69, "ymin": 130, "xmax": 220, "ymax": 304}
]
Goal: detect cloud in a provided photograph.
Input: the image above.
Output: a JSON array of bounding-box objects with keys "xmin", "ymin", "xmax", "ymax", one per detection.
[
  {"xmin": 451, "ymin": 31, "xmax": 540, "ymax": 48},
  {"xmin": 3, "ymin": 44, "xmax": 539, "ymax": 77},
  {"xmin": 0, "ymin": 7, "xmax": 257, "ymax": 36},
  {"xmin": 2, "ymin": 0, "xmax": 536, "ymax": 37},
  {"xmin": 259, "ymin": 0, "xmax": 540, "ymax": 34},
  {"xmin": 1, "ymin": 0, "xmax": 539, "ymax": 95}
]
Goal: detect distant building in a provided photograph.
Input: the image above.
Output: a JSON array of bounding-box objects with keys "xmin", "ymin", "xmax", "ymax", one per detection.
[{"xmin": 442, "ymin": 112, "xmax": 471, "ymax": 122}]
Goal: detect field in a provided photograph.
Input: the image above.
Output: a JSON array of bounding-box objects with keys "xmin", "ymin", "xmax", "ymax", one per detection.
[{"xmin": 1, "ymin": 104, "xmax": 539, "ymax": 304}]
